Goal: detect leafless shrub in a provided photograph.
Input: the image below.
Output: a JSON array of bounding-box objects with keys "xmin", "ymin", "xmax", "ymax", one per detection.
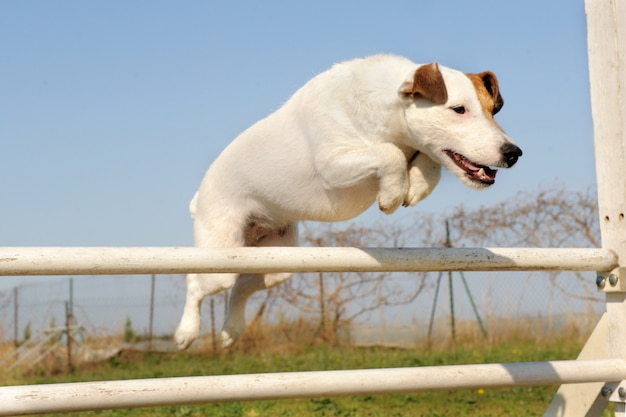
[
  {"xmin": 446, "ymin": 183, "xmax": 601, "ymax": 302},
  {"xmin": 277, "ymin": 221, "xmax": 432, "ymax": 343},
  {"xmin": 217, "ymin": 184, "xmax": 602, "ymax": 346}
]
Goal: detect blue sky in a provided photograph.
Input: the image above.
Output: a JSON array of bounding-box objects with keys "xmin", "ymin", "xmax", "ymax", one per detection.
[
  {"xmin": 1, "ymin": 2, "xmax": 593, "ymax": 259},
  {"xmin": 0, "ymin": 1, "xmax": 602, "ymax": 338}
]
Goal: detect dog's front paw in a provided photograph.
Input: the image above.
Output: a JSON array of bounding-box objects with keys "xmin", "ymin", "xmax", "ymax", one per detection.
[
  {"xmin": 403, "ymin": 154, "xmax": 441, "ymax": 207},
  {"xmin": 403, "ymin": 182, "xmax": 432, "ymax": 207},
  {"xmin": 377, "ymin": 179, "xmax": 408, "ymax": 214},
  {"xmin": 378, "ymin": 192, "xmax": 404, "ymax": 214}
]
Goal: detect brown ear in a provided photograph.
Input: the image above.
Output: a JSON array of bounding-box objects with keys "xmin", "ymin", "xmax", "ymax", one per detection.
[
  {"xmin": 473, "ymin": 71, "xmax": 504, "ymax": 115},
  {"xmin": 398, "ymin": 62, "xmax": 448, "ymax": 105}
]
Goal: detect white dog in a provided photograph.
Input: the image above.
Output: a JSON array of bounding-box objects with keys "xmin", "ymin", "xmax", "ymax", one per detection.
[{"xmin": 175, "ymin": 54, "xmax": 521, "ymax": 350}]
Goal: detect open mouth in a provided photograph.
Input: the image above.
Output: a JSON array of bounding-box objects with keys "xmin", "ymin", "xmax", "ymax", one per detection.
[{"xmin": 443, "ymin": 150, "xmax": 497, "ymax": 185}]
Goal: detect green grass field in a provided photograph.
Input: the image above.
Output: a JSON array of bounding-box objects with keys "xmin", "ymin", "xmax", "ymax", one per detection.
[{"xmin": 5, "ymin": 330, "xmax": 614, "ymax": 417}]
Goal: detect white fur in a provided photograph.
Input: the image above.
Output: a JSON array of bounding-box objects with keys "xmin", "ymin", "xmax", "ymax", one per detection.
[{"xmin": 174, "ymin": 54, "xmax": 520, "ymax": 349}]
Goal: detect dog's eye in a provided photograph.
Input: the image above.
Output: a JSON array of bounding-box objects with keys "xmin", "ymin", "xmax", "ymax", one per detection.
[{"xmin": 451, "ymin": 106, "xmax": 466, "ymax": 115}]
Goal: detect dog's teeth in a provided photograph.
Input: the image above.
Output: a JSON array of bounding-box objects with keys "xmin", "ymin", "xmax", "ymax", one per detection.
[{"xmin": 477, "ymin": 168, "xmax": 486, "ymax": 178}]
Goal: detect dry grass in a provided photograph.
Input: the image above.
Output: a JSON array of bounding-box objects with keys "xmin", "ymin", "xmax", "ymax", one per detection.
[
  {"xmin": 0, "ymin": 320, "xmax": 597, "ymax": 417},
  {"xmin": 0, "ymin": 313, "xmax": 599, "ymax": 380},
  {"xmin": 194, "ymin": 313, "xmax": 597, "ymax": 360}
]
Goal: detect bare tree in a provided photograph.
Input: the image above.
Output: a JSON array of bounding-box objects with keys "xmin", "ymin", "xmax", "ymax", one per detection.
[
  {"xmin": 445, "ymin": 183, "xmax": 601, "ymax": 302},
  {"xmin": 279, "ymin": 221, "xmax": 432, "ymax": 342},
  {"xmin": 226, "ymin": 184, "xmax": 602, "ymax": 345}
]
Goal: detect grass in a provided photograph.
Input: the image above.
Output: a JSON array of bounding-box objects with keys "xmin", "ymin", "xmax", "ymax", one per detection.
[{"xmin": 3, "ymin": 326, "xmax": 613, "ymax": 417}]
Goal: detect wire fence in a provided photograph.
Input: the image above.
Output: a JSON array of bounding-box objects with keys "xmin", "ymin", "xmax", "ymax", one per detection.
[
  {"xmin": 0, "ymin": 185, "xmax": 604, "ymax": 349},
  {"xmin": 0, "ymin": 268, "xmax": 604, "ymax": 349}
]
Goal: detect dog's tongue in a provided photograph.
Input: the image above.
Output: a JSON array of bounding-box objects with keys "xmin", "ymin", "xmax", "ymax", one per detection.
[{"xmin": 447, "ymin": 151, "xmax": 497, "ymax": 183}]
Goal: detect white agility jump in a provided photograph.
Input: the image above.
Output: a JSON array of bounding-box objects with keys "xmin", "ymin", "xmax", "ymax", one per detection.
[
  {"xmin": 0, "ymin": 246, "xmax": 617, "ymax": 276},
  {"xmin": 0, "ymin": 246, "xmax": 623, "ymax": 416},
  {"xmin": 1, "ymin": 359, "xmax": 625, "ymax": 416}
]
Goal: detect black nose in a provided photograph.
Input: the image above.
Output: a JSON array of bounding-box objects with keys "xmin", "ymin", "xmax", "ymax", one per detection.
[{"xmin": 501, "ymin": 143, "xmax": 522, "ymax": 167}]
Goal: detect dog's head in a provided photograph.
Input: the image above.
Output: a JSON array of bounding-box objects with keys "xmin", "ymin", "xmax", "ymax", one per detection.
[{"xmin": 398, "ymin": 62, "xmax": 522, "ymax": 189}]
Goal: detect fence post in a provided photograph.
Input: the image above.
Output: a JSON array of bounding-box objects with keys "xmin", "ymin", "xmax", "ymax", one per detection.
[
  {"xmin": 546, "ymin": 1, "xmax": 626, "ymax": 415},
  {"xmin": 65, "ymin": 302, "xmax": 74, "ymax": 374},
  {"xmin": 148, "ymin": 274, "xmax": 155, "ymax": 351},
  {"xmin": 13, "ymin": 287, "xmax": 18, "ymax": 349},
  {"xmin": 210, "ymin": 298, "xmax": 217, "ymax": 354}
]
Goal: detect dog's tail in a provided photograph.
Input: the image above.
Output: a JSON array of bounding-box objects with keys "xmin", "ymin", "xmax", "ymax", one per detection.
[{"xmin": 189, "ymin": 191, "xmax": 199, "ymax": 220}]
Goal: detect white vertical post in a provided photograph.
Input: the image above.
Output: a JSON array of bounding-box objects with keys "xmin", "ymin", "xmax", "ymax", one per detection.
[
  {"xmin": 546, "ymin": 1, "xmax": 626, "ymax": 415},
  {"xmin": 588, "ymin": 0, "xmax": 626, "ymax": 388}
]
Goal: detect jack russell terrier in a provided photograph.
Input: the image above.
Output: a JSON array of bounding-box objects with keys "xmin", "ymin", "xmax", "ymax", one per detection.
[{"xmin": 174, "ymin": 54, "xmax": 522, "ymax": 349}]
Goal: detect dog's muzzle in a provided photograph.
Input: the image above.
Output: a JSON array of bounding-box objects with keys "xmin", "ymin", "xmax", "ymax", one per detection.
[{"xmin": 501, "ymin": 143, "xmax": 522, "ymax": 167}]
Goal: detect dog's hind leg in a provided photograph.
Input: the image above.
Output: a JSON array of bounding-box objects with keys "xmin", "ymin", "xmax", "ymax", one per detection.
[
  {"xmin": 221, "ymin": 222, "xmax": 299, "ymax": 348},
  {"xmin": 174, "ymin": 216, "xmax": 245, "ymax": 350},
  {"xmin": 220, "ymin": 271, "xmax": 294, "ymax": 348}
]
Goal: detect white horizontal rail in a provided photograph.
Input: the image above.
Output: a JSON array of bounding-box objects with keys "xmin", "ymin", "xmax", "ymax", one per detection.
[
  {"xmin": 0, "ymin": 247, "xmax": 617, "ymax": 276},
  {"xmin": 1, "ymin": 359, "xmax": 624, "ymax": 416}
]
